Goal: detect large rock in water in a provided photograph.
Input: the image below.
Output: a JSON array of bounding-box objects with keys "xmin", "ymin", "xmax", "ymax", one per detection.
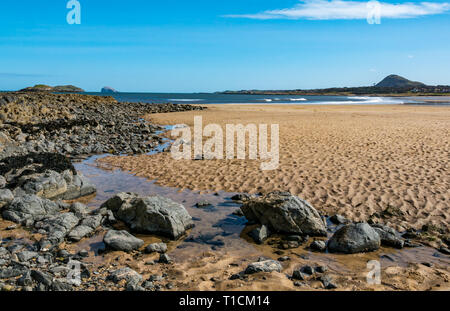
[
  {"xmin": 328, "ymin": 223, "xmax": 381, "ymax": 254},
  {"xmin": 101, "ymin": 193, "xmax": 194, "ymax": 240},
  {"xmin": 241, "ymin": 192, "xmax": 327, "ymax": 237},
  {"xmin": 101, "ymin": 86, "xmax": 118, "ymax": 94},
  {"xmin": 103, "ymin": 230, "xmax": 144, "ymax": 252}
]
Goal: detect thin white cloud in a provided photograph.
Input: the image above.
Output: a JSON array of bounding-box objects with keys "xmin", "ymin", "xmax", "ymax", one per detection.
[{"xmin": 224, "ymin": 0, "xmax": 450, "ymax": 20}]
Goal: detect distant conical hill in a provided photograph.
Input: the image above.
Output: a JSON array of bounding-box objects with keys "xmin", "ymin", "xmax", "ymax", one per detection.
[{"xmin": 375, "ymin": 75, "xmax": 426, "ymax": 88}]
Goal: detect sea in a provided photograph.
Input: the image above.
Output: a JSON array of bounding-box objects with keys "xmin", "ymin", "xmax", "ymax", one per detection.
[{"xmin": 79, "ymin": 93, "xmax": 450, "ymax": 105}]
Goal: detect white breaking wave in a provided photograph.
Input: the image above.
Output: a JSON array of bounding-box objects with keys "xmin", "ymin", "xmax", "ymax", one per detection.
[
  {"xmin": 289, "ymin": 98, "xmax": 307, "ymax": 101},
  {"xmin": 348, "ymin": 96, "xmax": 371, "ymax": 100},
  {"xmin": 309, "ymin": 97, "xmax": 404, "ymax": 105},
  {"xmin": 169, "ymin": 99, "xmax": 203, "ymax": 102}
]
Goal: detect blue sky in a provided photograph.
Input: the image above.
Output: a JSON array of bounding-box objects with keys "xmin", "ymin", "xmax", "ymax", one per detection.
[{"xmin": 0, "ymin": 0, "xmax": 449, "ymax": 92}]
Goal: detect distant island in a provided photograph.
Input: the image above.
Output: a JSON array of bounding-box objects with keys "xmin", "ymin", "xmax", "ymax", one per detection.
[
  {"xmin": 20, "ymin": 84, "xmax": 85, "ymax": 93},
  {"xmin": 222, "ymin": 75, "xmax": 450, "ymax": 96},
  {"xmin": 101, "ymin": 86, "xmax": 119, "ymax": 94}
]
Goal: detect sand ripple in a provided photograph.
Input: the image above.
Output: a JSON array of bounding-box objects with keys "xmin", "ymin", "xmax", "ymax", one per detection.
[{"xmin": 100, "ymin": 104, "xmax": 450, "ymax": 232}]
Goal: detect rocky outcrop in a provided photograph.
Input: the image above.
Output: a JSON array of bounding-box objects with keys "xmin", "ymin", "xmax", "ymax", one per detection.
[
  {"xmin": 19, "ymin": 85, "xmax": 85, "ymax": 93},
  {"xmin": 35, "ymin": 212, "xmax": 80, "ymax": 245},
  {"xmin": 101, "ymin": 87, "xmax": 118, "ymax": 94},
  {"xmin": 103, "ymin": 230, "xmax": 144, "ymax": 252},
  {"xmin": 2, "ymin": 194, "xmax": 102, "ymax": 249},
  {"xmin": 67, "ymin": 214, "xmax": 102, "ymax": 242},
  {"xmin": 241, "ymin": 192, "xmax": 327, "ymax": 237},
  {"xmin": 328, "ymin": 223, "xmax": 381, "ymax": 254},
  {"xmin": 102, "ymin": 193, "xmax": 194, "ymax": 240},
  {"xmin": 2, "ymin": 194, "xmax": 61, "ymax": 226},
  {"xmin": 0, "ymin": 92, "xmax": 205, "ymax": 158},
  {"xmin": 19, "ymin": 170, "xmax": 96, "ymax": 200}
]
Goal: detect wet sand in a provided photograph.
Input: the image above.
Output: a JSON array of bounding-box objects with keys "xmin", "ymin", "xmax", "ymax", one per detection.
[{"xmin": 100, "ymin": 104, "xmax": 450, "ymax": 233}]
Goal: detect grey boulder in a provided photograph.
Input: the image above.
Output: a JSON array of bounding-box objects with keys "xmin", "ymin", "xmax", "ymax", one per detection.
[
  {"xmin": 372, "ymin": 224, "xmax": 404, "ymax": 249},
  {"xmin": 241, "ymin": 192, "xmax": 327, "ymax": 237},
  {"xmin": 0, "ymin": 175, "xmax": 6, "ymax": 188},
  {"xmin": 102, "ymin": 193, "xmax": 194, "ymax": 240},
  {"xmin": 69, "ymin": 202, "xmax": 90, "ymax": 218},
  {"xmin": 245, "ymin": 260, "xmax": 283, "ymax": 274},
  {"xmin": 107, "ymin": 267, "xmax": 142, "ymax": 284},
  {"xmin": 35, "ymin": 212, "xmax": 80, "ymax": 244},
  {"xmin": 103, "ymin": 230, "xmax": 144, "ymax": 252},
  {"xmin": 66, "ymin": 213, "xmax": 102, "ymax": 242},
  {"xmin": 21, "ymin": 170, "xmax": 96, "ymax": 200},
  {"xmin": 68, "ymin": 225, "xmax": 94, "ymax": 242},
  {"xmin": 145, "ymin": 243, "xmax": 168, "ymax": 254},
  {"xmin": 17, "ymin": 250, "xmax": 39, "ymax": 262},
  {"xmin": 310, "ymin": 240, "xmax": 327, "ymax": 252},
  {"xmin": 328, "ymin": 223, "xmax": 381, "ymax": 254},
  {"xmin": 2, "ymin": 194, "xmax": 60, "ymax": 225},
  {"xmin": 248, "ymin": 225, "xmax": 270, "ymax": 244},
  {"xmin": 0, "ymin": 189, "xmax": 14, "ymax": 208}
]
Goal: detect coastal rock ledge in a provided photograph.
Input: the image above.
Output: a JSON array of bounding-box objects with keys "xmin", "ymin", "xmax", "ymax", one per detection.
[
  {"xmin": 241, "ymin": 192, "xmax": 327, "ymax": 237},
  {"xmin": 101, "ymin": 192, "xmax": 194, "ymax": 240}
]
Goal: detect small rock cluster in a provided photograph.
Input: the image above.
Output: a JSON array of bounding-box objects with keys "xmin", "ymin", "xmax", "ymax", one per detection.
[{"xmin": 234, "ymin": 191, "xmax": 415, "ymax": 255}]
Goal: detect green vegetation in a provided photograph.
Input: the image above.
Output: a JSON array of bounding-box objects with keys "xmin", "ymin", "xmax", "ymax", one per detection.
[{"xmin": 222, "ymin": 75, "xmax": 450, "ymax": 96}]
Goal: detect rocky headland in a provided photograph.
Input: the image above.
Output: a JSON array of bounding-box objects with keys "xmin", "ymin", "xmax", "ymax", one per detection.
[
  {"xmin": 0, "ymin": 92, "xmax": 208, "ymax": 291},
  {"xmin": 19, "ymin": 85, "xmax": 85, "ymax": 93}
]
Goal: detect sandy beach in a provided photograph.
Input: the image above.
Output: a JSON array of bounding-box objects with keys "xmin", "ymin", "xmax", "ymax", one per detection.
[{"xmin": 101, "ymin": 104, "xmax": 450, "ymax": 234}]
